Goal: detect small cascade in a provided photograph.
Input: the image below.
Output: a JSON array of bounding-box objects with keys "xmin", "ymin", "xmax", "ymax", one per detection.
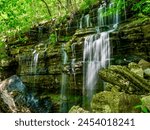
[
  {"xmin": 97, "ymin": 5, "xmax": 106, "ymax": 27},
  {"xmin": 38, "ymin": 26, "xmax": 43, "ymax": 41},
  {"xmin": 71, "ymin": 43, "xmax": 76, "ymax": 86},
  {"xmin": 79, "ymin": 14, "xmax": 84, "ymax": 29},
  {"xmin": 112, "ymin": 2, "xmax": 120, "ymax": 26},
  {"xmin": 60, "ymin": 42, "xmax": 80, "ymax": 112},
  {"xmin": 97, "ymin": 1, "xmax": 124, "ymax": 30},
  {"xmin": 84, "ymin": 14, "xmax": 90, "ymax": 28},
  {"xmin": 30, "ymin": 50, "xmax": 39, "ymax": 88},
  {"xmin": 60, "ymin": 44, "xmax": 69, "ymax": 112},
  {"xmin": 79, "ymin": 14, "xmax": 92, "ymax": 29},
  {"xmin": 32, "ymin": 50, "xmax": 39, "ymax": 75}
]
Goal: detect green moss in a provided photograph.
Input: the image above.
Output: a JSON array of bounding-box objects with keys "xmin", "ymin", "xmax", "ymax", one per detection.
[
  {"xmin": 69, "ymin": 105, "xmax": 89, "ymax": 113},
  {"xmin": 0, "ymin": 42, "xmax": 8, "ymax": 60},
  {"xmin": 91, "ymin": 91, "xmax": 141, "ymax": 113},
  {"xmin": 65, "ymin": 35, "xmax": 77, "ymax": 52},
  {"xmin": 49, "ymin": 33, "xmax": 57, "ymax": 45}
]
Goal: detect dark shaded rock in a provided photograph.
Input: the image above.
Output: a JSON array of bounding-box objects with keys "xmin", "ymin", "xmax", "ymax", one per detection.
[
  {"xmin": 0, "ymin": 75, "xmax": 54, "ymax": 113},
  {"xmin": 0, "ymin": 75, "xmax": 27, "ymax": 112},
  {"xmin": 0, "ymin": 58, "xmax": 19, "ymax": 80},
  {"xmin": 91, "ymin": 91, "xmax": 140, "ymax": 113}
]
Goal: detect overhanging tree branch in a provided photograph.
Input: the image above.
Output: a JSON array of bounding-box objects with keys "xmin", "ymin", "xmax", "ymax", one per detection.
[{"xmin": 41, "ymin": 0, "xmax": 52, "ymax": 17}]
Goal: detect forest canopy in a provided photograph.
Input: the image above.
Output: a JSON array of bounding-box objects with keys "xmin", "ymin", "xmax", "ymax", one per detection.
[
  {"xmin": 0, "ymin": 0, "xmax": 149, "ymax": 42},
  {"xmin": 0, "ymin": 0, "xmax": 86, "ymax": 41}
]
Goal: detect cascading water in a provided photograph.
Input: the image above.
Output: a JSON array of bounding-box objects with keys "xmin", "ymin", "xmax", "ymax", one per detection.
[
  {"xmin": 79, "ymin": 14, "xmax": 84, "ymax": 29},
  {"xmin": 31, "ymin": 50, "xmax": 39, "ymax": 75},
  {"xmin": 97, "ymin": 5, "xmax": 106, "ymax": 27},
  {"xmin": 79, "ymin": 14, "xmax": 91, "ymax": 29},
  {"xmin": 83, "ymin": 1, "xmax": 123, "ymax": 110},
  {"xmin": 84, "ymin": 14, "xmax": 90, "ymax": 28},
  {"xmin": 83, "ymin": 32, "xmax": 110, "ymax": 109},
  {"xmin": 30, "ymin": 50, "xmax": 39, "ymax": 88},
  {"xmin": 71, "ymin": 43, "xmax": 76, "ymax": 85},
  {"xmin": 60, "ymin": 44, "xmax": 69, "ymax": 112}
]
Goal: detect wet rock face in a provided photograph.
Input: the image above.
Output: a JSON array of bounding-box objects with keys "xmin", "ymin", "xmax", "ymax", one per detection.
[
  {"xmin": 91, "ymin": 91, "xmax": 140, "ymax": 113},
  {"xmin": 7, "ymin": 42, "xmax": 62, "ymax": 91},
  {"xmin": 110, "ymin": 18, "xmax": 150, "ymax": 65}
]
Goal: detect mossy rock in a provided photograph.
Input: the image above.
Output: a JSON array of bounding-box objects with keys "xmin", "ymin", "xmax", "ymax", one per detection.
[
  {"xmin": 141, "ymin": 95, "xmax": 150, "ymax": 111},
  {"xmin": 128, "ymin": 62, "xmax": 144, "ymax": 77},
  {"xmin": 99, "ymin": 64, "xmax": 150, "ymax": 94},
  {"xmin": 91, "ymin": 91, "xmax": 141, "ymax": 113},
  {"xmin": 69, "ymin": 105, "xmax": 89, "ymax": 113}
]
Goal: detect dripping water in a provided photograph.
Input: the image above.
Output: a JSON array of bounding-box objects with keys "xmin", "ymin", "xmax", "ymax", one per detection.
[
  {"xmin": 79, "ymin": 14, "xmax": 84, "ymax": 29},
  {"xmin": 60, "ymin": 44, "xmax": 69, "ymax": 112},
  {"xmin": 84, "ymin": 14, "xmax": 90, "ymax": 28},
  {"xmin": 32, "ymin": 50, "xmax": 39, "ymax": 75},
  {"xmin": 71, "ymin": 43, "xmax": 76, "ymax": 86}
]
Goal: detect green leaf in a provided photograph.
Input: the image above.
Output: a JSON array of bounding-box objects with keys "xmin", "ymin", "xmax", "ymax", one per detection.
[{"xmin": 141, "ymin": 107, "xmax": 149, "ymax": 113}]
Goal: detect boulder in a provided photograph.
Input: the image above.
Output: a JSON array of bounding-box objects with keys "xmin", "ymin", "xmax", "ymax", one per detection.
[
  {"xmin": 0, "ymin": 75, "xmax": 27, "ymax": 112},
  {"xmin": 99, "ymin": 65, "xmax": 150, "ymax": 94},
  {"xmin": 144, "ymin": 68, "xmax": 150, "ymax": 78},
  {"xmin": 128, "ymin": 62, "xmax": 143, "ymax": 77},
  {"xmin": 138, "ymin": 59, "xmax": 150, "ymax": 70},
  {"xmin": 0, "ymin": 75, "xmax": 53, "ymax": 113},
  {"xmin": 91, "ymin": 91, "xmax": 140, "ymax": 113}
]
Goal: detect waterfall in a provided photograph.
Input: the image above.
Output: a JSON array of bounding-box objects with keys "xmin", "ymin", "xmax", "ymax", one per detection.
[
  {"xmin": 79, "ymin": 14, "xmax": 91, "ymax": 29},
  {"xmin": 84, "ymin": 14, "xmax": 90, "ymax": 28},
  {"xmin": 97, "ymin": 5, "xmax": 106, "ymax": 27},
  {"xmin": 83, "ymin": 1, "xmax": 123, "ymax": 110},
  {"xmin": 83, "ymin": 32, "xmax": 110, "ymax": 109},
  {"xmin": 60, "ymin": 44, "xmax": 69, "ymax": 112},
  {"xmin": 30, "ymin": 50, "xmax": 39, "ymax": 88},
  {"xmin": 97, "ymin": 1, "xmax": 124, "ymax": 29},
  {"xmin": 71, "ymin": 43, "xmax": 76, "ymax": 86},
  {"xmin": 32, "ymin": 50, "xmax": 39, "ymax": 75},
  {"xmin": 79, "ymin": 14, "xmax": 84, "ymax": 29},
  {"xmin": 71, "ymin": 43, "xmax": 76, "ymax": 73}
]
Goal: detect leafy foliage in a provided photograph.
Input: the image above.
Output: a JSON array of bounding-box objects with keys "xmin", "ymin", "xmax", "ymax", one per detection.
[
  {"xmin": 132, "ymin": 0, "xmax": 150, "ymax": 15},
  {"xmin": 80, "ymin": 0, "xmax": 98, "ymax": 10},
  {"xmin": 0, "ymin": 0, "xmax": 150, "ymax": 43},
  {"xmin": 135, "ymin": 100, "xmax": 149, "ymax": 113},
  {"xmin": 49, "ymin": 33, "xmax": 57, "ymax": 45},
  {"xmin": 0, "ymin": 0, "xmax": 81, "ymax": 41}
]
